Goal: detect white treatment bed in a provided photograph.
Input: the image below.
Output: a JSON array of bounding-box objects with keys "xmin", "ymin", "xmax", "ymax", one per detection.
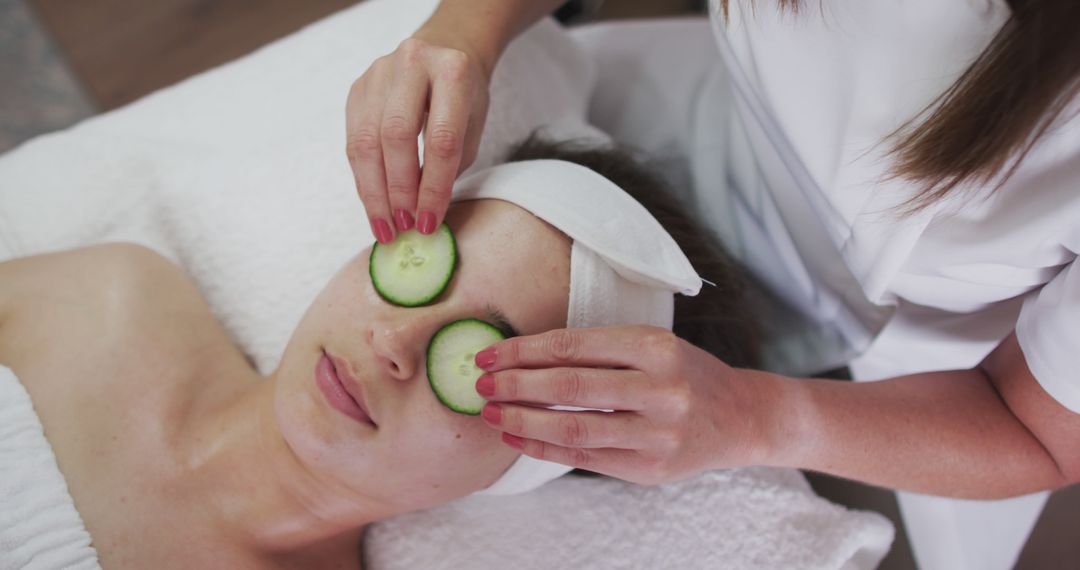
[{"xmin": 0, "ymin": 1, "xmax": 893, "ymax": 568}]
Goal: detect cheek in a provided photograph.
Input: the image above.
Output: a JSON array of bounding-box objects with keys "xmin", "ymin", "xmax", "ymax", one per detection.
[{"xmin": 386, "ymin": 416, "xmax": 515, "ymax": 498}]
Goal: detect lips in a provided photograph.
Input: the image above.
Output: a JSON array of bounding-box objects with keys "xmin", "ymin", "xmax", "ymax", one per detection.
[{"xmin": 315, "ymin": 350, "xmax": 376, "ymax": 427}]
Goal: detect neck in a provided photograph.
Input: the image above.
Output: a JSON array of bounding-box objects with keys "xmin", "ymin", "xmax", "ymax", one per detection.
[{"xmin": 174, "ymin": 365, "xmax": 374, "ymax": 554}]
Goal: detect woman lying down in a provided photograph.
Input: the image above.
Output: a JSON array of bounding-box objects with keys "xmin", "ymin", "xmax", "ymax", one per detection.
[{"xmin": 0, "ymin": 136, "xmax": 759, "ymax": 569}]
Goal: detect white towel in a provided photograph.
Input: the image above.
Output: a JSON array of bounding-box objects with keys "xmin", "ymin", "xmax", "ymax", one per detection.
[
  {"xmin": 366, "ymin": 467, "xmax": 893, "ymax": 570},
  {"xmin": 0, "ymin": 365, "xmax": 101, "ymax": 570},
  {"xmin": 0, "ymin": 1, "xmax": 893, "ymax": 567}
]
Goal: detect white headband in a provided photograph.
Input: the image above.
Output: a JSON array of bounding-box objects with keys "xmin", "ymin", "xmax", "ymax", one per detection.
[{"xmin": 450, "ymin": 159, "xmax": 702, "ymax": 496}]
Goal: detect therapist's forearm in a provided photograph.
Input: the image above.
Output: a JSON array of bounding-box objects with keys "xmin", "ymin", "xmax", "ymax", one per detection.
[
  {"xmin": 414, "ymin": 0, "xmax": 565, "ymax": 78},
  {"xmin": 751, "ymin": 368, "xmax": 1070, "ymax": 499}
]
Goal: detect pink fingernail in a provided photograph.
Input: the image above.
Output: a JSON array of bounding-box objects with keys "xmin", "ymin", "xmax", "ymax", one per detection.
[
  {"xmin": 372, "ymin": 218, "xmax": 393, "ymax": 244},
  {"xmin": 482, "ymin": 404, "xmax": 502, "ymax": 425},
  {"xmin": 502, "ymin": 433, "xmax": 524, "ymax": 450},
  {"xmin": 417, "ymin": 211, "xmax": 437, "ymax": 234},
  {"xmin": 475, "ymin": 348, "xmax": 497, "ymax": 370},
  {"xmin": 394, "ymin": 209, "xmax": 415, "ymax": 232},
  {"xmin": 476, "ymin": 374, "xmax": 496, "ymax": 398}
]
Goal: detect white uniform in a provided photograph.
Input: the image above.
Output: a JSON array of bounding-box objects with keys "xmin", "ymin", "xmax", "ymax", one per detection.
[
  {"xmin": 717, "ymin": 1, "xmax": 1079, "ymax": 568},
  {"xmin": 575, "ymin": 1, "xmax": 1079, "ymax": 568}
]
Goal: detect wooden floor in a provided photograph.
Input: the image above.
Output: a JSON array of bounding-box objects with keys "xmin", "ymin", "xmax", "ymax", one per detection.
[{"xmin": 12, "ymin": 1, "xmax": 1080, "ymax": 568}]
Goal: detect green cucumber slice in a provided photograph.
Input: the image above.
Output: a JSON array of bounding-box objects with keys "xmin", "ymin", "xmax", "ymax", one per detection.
[
  {"xmin": 427, "ymin": 319, "xmax": 506, "ymax": 415},
  {"xmin": 370, "ymin": 223, "xmax": 457, "ymax": 307}
]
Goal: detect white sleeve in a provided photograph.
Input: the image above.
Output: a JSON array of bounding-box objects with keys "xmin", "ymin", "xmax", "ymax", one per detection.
[{"xmin": 1016, "ymin": 257, "xmax": 1080, "ymax": 413}]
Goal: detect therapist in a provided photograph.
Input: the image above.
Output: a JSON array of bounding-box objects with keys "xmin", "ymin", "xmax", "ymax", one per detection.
[{"xmin": 345, "ymin": 0, "xmax": 1080, "ymax": 567}]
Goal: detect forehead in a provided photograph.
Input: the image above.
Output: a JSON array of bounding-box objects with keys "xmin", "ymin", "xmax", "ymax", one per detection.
[{"xmin": 443, "ymin": 199, "xmax": 571, "ymax": 335}]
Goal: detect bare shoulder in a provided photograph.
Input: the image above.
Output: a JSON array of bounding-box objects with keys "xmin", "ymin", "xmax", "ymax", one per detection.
[{"xmin": 0, "ymin": 242, "xmax": 225, "ymax": 367}]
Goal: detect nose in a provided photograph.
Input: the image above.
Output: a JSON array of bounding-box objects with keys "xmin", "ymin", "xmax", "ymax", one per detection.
[{"xmin": 368, "ymin": 312, "xmax": 426, "ymax": 381}]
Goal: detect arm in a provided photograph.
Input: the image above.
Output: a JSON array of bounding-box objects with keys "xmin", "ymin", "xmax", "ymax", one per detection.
[
  {"xmin": 474, "ymin": 326, "xmax": 1079, "ymax": 499},
  {"xmin": 760, "ymin": 332, "xmax": 1080, "ymax": 499},
  {"xmin": 413, "ymin": 0, "xmax": 567, "ymax": 79}
]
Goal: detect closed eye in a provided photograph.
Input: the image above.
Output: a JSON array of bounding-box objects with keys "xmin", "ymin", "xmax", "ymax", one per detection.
[{"xmin": 485, "ymin": 304, "xmax": 521, "ymax": 338}]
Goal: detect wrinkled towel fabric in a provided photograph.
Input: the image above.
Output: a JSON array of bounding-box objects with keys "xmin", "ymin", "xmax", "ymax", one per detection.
[
  {"xmin": 0, "ymin": 365, "xmax": 101, "ymax": 570},
  {"xmin": 367, "ymin": 467, "xmax": 893, "ymax": 570}
]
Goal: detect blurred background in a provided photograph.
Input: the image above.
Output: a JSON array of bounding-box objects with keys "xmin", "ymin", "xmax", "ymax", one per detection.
[
  {"xmin": 0, "ymin": 0, "xmax": 700, "ymax": 153},
  {"xmin": 2, "ymin": 1, "xmax": 1076, "ymax": 569}
]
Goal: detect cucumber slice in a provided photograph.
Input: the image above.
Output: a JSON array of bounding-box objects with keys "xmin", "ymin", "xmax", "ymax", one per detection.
[
  {"xmin": 370, "ymin": 223, "xmax": 457, "ymax": 307},
  {"xmin": 427, "ymin": 319, "xmax": 506, "ymax": 415}
]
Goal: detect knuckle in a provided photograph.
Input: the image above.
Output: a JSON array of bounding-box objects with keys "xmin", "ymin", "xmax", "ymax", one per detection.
[
  {"xmin": 499, "ymin": 371, "xmax": 519, "ymax": 400},
  {"xmin": 637, "ymin": 328, "xmax": 681, "ymax": 366},
  {"xmin": 348, "ymin": 76, "xmax": 365, "ymax": 96},
  {"xmin": 503, "ymin": 407, "xmax": 524, "ymax": 434},
  {"xmin": 557, "ymin": 414, "xmax": 588, "ymax": 447},
  {"xmin": 398, "ymin": 37, "xmax": 424, "ymax": 61},
  {"xmin": 665, "ymin": 388, "xmax": 691, "ymax": 416},
  {"xmin": 385, "ymin": 182, "xmax": 414, "ymax": 198},
  {"xmin": 425, "ymin": 125, "xmax": 462, "ymax": 159},
  {"xmin": 345, "ymin": 129, "xmax": 380, "ymax": 161},
  {"xmin": 419, "ymin": 181, "xmax": 452, "ymax": 202},
  {"xmin": 438, "ymin": 49, "xmax": 470, "ymax": 80},
  {"xmin": 356, "ymin": 184, "xmax": 381, "ymax": 202},
  {"xmin": 533, "ymin": 440, "xmax": 549, "ymax": 461},
  {"xmin": 370, "ymin": 54, "xmax": 390, "ymax": 73},
  {"xmin": 567, "ymin": 446, "xmax": 591, "ymax": 469},
  {"xmin": 381, "ymin": 115, "xmax": 415, "ymax": 144},
  {"xmin": 661, "ymin": 387, "xmax": 692, "ymax": 418},
  {"xmin": 555, "ymin": 370, "xmax": 586, "ymax": 404},
  {"xmin": 501, "ymin": 339, "xmax": 521, "ymax": 367},
  {"xmin": 546, "ymin": 329, "xmax": 582, "ymax": 362},
  {"xmin": 648, "ymin": 328, "xmax": 680, "ymax": 353}
]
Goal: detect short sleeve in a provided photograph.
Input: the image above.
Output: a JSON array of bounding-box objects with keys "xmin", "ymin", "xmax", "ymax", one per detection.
[{"xmin": 1016, "ymin": 257, "xmax": 1080, "ymax": 413}]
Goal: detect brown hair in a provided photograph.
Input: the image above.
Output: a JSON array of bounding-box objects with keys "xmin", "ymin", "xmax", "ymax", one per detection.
[
  {"xmin": 721, "ymin": 0, "xmax": 1080, "ymax": 212},
  {"xmin": 506, "ymin": 134, "xmax": 762, "ymax": 370}
]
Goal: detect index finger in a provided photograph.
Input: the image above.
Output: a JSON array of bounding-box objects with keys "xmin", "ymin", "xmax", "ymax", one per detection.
[
  {"xmin": 415, "ymin": 55, "xmax": 471, "ymax": 234},
  {"xmin": 476, "ymin": 326, "xmax": 669, "ymax": 372},
  {"xmin": 345, "ymin": 81, "xmax": 395, "ymax": 243}
]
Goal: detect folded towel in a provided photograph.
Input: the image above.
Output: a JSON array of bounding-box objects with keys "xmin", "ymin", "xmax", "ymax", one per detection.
[
  {"xmin": 0, "ymin": 1, "xmax": 893, "ymax": 567},
  {"xmin": 0, "ymin": 365, "xmax": 101, "ymax": 570},
  {"xmin": 366, "ymin": 467, "xmax": 893, "ymax": 570}
]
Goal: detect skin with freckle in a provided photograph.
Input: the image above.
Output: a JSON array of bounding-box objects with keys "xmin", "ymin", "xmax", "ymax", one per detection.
[
  {"xmin": 275, "ymin": 199, "xmax": 570, "ymax": 511},
  {"xmin": 0, "ymin": 199, "xmax": 570, "ymax": 568}
]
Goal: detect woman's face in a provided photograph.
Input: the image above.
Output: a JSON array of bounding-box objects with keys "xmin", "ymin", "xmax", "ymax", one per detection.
[{"xmin": 273, "ymin": 199, "xmax": 570, "ymax": 516}]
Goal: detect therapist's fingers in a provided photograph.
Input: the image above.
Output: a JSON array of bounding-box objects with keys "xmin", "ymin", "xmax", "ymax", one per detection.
[
  {"xmin": 476, "ymin": 325, "xmax": 671, "ymax": 372},
  {"xmin": 477, "ymin": 367, "xmax": 651, "ymax": 411},
  {"xmin": 499, "ymin": 433, "xmax": 652, "ymax": 481},
  {"xmin": 415, "ymin": 50, "xmax": 488, "ymax": 234},
  {"xmin": 381, "ymin": 61, "xmax": 430, "ymax": 232},
  {"xmin": 492, "ymin": 410, "xmax": 682, "ymax": 485},
  {"xmin": 346, "ymin": 68, "xmax": 395, "ymax": 244},
  {"xmin": 486, "ymin": 405, "xmax": 661, "ymax": 450}
]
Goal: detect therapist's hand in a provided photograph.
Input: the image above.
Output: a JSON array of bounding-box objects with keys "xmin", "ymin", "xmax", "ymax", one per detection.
[
  {"xmin": 473, "ymin": 326, "xmax": 770, "ymax": 485},
  {"xmin": 346, "ymin": 32, "xmax": 492, "ymax": 243}
]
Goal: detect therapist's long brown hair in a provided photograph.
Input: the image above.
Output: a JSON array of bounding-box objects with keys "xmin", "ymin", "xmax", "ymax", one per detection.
[{"xmin": 722, "ymin": 0, "xmax": 1080, "ymax": 212}]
